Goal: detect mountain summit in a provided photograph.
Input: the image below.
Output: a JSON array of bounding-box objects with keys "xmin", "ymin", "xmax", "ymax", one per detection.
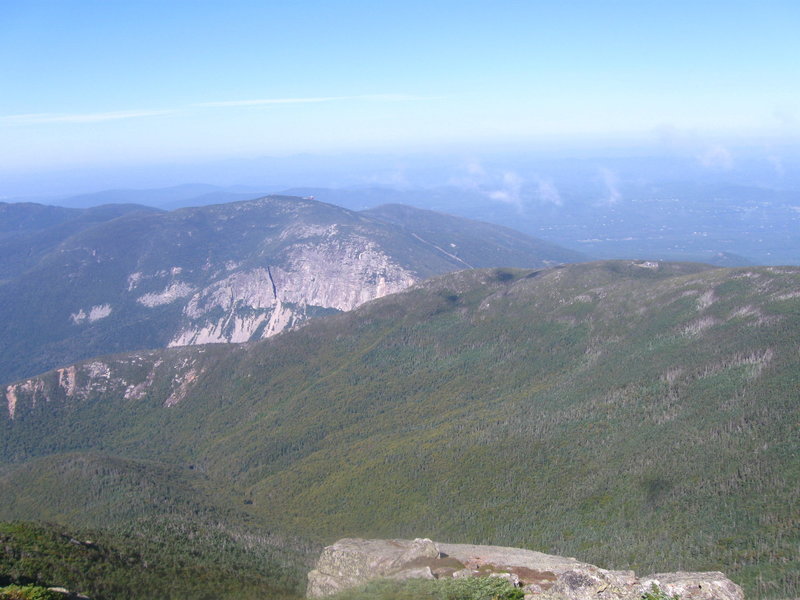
[{"xmin": 0, "ymin": 195, "xmax": 582, "ymax": 384}]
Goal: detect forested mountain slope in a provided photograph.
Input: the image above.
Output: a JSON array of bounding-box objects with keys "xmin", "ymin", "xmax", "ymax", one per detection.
[
  {"xmin": 2, "ymin": 261, "xmax": 798, "ymax": 597},
  {"xmin": 0, "ymin": 202, "xmax": 159, "ymax": 280},
  {"xmin": 0, "ymin": 196, "xmax": 580, "ymax": 384}
]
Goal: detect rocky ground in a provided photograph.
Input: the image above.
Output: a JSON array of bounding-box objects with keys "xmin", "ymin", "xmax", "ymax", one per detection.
[{"xmin": 307, "ymin": 538, "xmax": 744, "ymax": 600}]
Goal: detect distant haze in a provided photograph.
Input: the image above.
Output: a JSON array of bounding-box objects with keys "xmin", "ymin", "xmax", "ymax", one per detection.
[
  {"xmin": 3, "ymin": 143, "xmax": 800, "ymax": 199},
  {"xmin": 2, "ymin": 1, "xmax": 799, "ymax": 183},
  {"xmin": 3, "ymin": 1, "xmax": 799, "ymax": 267}
]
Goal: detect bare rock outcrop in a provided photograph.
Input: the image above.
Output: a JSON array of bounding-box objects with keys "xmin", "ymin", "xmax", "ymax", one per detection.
[
  {"xmin": 306, "ymin": 538, "xmax": 438, "ymax": 597},
  {"xmin": 639, "ymin": 572, "xmax": 745, "ymax": 600},
  {"xmin": 4, "ymin": 347, "xmax": 216, "ymax": 419},
  {"xmin": 306, "ymin": 538, "xmax": 743, "ymax": 600}
]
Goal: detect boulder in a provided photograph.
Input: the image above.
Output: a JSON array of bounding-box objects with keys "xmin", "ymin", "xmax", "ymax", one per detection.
[
  {"xmin": 306, "ymin": 538, "xmax": 744, "ymax": 600},
  {"xmin": 47, "ymin": 588, "xmax": 91, "ymax": 599},
  {"xmin": 307, "ymin": 537, "xmax": 441, "ymax": 597},
  {"xmin": 389, "ymin": 566, "xmax": 435, "ymax": 581},
  {"xmin": 639, "ymin": 572, "xmax": 744, "ymax": 600}
]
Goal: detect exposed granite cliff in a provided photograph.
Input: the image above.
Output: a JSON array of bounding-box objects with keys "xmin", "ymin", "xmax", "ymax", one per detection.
[
  {"xmin": 4, "ymin": 345, "xmax": 224, "ymax": 418},
  {"xmin": 0, "ymin": 195, "xmax": 581, "ymax": 384},
  {"xmin": 307, "ymin": 538, "xmax": 743, "ymax": 600},
  {"xmin": 163, "ymin": 228, "xmax": 416, "ymax": 347}
]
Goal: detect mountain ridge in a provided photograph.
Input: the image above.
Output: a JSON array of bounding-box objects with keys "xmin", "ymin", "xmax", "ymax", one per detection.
[
  {"xmin": 0, "ymin": 195, "xmax": 581, "ymax": 384},
  {"xmin": 2, "ymin": 260, "xmax": 798, "ymax": 597}
]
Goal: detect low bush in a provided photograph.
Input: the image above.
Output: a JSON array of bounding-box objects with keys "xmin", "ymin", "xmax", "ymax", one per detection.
[
  {"xmin": 641, "ymin": 584, "xmax": 679, "ymax": 600},
  {"xmin": 329, "ymin": 576, "xmax": 524, "ymax": 600},
  {"xmin": 0, "ymin": 585, "xmax": 62, "ymax": 600}
]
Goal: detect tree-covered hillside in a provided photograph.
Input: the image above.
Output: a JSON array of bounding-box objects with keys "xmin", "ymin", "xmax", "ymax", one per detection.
[
  {"xmin": 0, "ymin": 196, "xmax": 581, "ymax": 385},
  {"xmin": 0, "ymin": 518, "xmax": 306, "ymax": 600},
  {"xmin": 2, "ymin": 261, "xmax": 798, "ymax": 598}
]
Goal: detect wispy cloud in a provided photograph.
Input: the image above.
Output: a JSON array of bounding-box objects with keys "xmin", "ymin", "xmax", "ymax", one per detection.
[
  {"xmin": 767, "ymin": 154, "xmax": 785, "ymax": 177},
  {"xmin": 772, "ymin": 106, "xmax": 796, "ymax": 129},
  {"xmin": 194, "ymin": 93, "xmax": 435, "ymax": 108},
  {"xmin": 487, "ymin": 171, "xmax": 525, "ymax": 212},
  {"xmin": 0, "ymin": 109, "xmax": 174, "ymax": 125},
  {"xmin": 447, "ymin": 159, "xmax": 487, "ymax": 189},
  {"xmin": 1, "ymin": 94, "xmax": 434, "ymax": 126},
  {"xmin": 698, "ymin": 144, "xmax": 734, "ymax": 170},
  {"xmin": 534, "ymin": 176, "xmax": 562, "ymax": 206},
  {"xmin": 598, "ymin": 167, "xmax": 622, "ymax": 205}
]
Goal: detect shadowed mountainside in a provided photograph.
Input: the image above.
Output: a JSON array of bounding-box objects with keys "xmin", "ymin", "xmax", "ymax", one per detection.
[{"xmin": 0, "ymin": 196, "xmax": 582, "ymax": 384}]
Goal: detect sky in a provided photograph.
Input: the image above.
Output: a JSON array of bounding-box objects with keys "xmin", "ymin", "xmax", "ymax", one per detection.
[{"xmin": 2, "ymin": 0, "xmax": 800, "ymax": 193}]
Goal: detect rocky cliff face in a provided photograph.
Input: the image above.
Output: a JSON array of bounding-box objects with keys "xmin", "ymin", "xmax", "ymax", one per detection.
[
  {"xmin": 163, "ymin": 227, "xmax": 416, "ymax": 347},
  {"xmin": 307, "ymin": 538, "xmax": 744, "ymax": 600},
  {"xmin": 3, "ymin": 345, "xmax": 222, "ymax": 419},
  {"xmin": 0, "ymin": 195, "xmax": 579, "ymax": 384}
]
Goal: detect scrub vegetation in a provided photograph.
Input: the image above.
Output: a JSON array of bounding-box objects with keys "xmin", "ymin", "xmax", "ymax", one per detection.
[{"xmin": 2, "ymin": 262, "xmax": 798, "ymax": 599}]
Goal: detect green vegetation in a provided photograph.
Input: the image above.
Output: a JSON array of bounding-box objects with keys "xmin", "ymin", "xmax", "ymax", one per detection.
[
  {"xmin": 2, "ymin": 262, "xmax": 798, "ymax": 599},
  {"xmin": 641, "ymin": 584, "xmax": 679, "ymax": 600},
  {"xmin": 0, "ymin": 521, "xmax": 305, "ymax": 600},
  {"xmin": 0, "ymin": 202, "xmax": 158, "ymax": 281},
  {"xmin": 0, "ymin": 196, "xmax": 578, "ymax": 385},
  {"xmin": 0, "ymin": 585, "xmax": 62, "ymax": 600},
  {"xmin": 327, "ymin": 577, "xmax": 524, "ymax": 600}
]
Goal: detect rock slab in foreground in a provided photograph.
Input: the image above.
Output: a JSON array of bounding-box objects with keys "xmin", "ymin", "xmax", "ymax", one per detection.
[{"xmin": 306, "ymin": 538, "xmax": 743, "ymax": 600}]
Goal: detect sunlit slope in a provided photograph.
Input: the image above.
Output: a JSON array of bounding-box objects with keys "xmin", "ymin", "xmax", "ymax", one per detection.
[
  {"xmin": 0, "ymin": 453, "xmax": 312, "ymax": 599},
  {"xmin": 2, "ymin": 261, "xmax": 798, "ymax": 597},
  {"xmin": 0, "ymin": 516, "xmax": 305, "ymax": 600}
]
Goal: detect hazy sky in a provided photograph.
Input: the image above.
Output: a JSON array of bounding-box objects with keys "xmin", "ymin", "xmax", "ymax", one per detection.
[{"xmin": 2, "ymin": 0, "xmax": 800, "ymax": 175}]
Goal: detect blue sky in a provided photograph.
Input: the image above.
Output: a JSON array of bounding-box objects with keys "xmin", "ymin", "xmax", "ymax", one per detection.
[{"xmin": 2, "ymin": 0, "xmax": 799, "ymax": 178}]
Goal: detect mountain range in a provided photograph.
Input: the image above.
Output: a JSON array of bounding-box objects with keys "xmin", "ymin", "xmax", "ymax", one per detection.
[
  {"xmin": 2, "ymin": 260, "xmax": 798, "ymax": 599},
  {"xmin": 22, "ymin": 164, "xmax": 800, "ymax": 266},
  {"xmin": 0, "ymin": 196, "xmax": 581, "ymax": 384}
]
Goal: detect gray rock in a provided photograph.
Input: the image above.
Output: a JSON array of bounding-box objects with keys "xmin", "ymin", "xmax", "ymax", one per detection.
[
  {"xmin": 389, "ymin": 566, "xmax": 435, "ymax": 581},
  {"xmin": 307, "ymin": 537, "xmax": 442, "ymax": 597},
  {"xmin": 392, "ymin": 537, "xmax": 439, "ymax": 568},
  {"xmin": 306, "ymin": 538, "xmax": 743, "ymax": 600},
  {"xmin": 452, "ymin": 568, "xmax": 479, "ymax": 579},
  {"xmin": 640, "ymin": 572, "xmax": 744, "ymax": 600},
  {"xmin": 536, "ymin": 566, "xmax": 640, "ymax": 600},
  {"xmin": 490, "ymin": 571, "xmax": 521, "ymax": 586},
  {"xmin": 47, "ymin": 588, "xmax": 91, "ymax": 599}
]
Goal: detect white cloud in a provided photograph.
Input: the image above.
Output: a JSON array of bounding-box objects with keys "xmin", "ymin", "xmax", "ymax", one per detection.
[
  {"xmin": 698, "ymin": 144, "xmax": 734, "ymax": 170},
  {"xmin": 466, "ymin": 160, "xmax": 485, "ymax": 177},
  {"xmin": 363, "ymin": 166, "xmax": 410, "ymax": 187},
  {"xmin": 194, "ymin": 94, "xmax": 434, "ymax": 108},
  {"xmin": 767, "ymin": 154, "xmax": 785, "ymax": 177},
  {"xmin": 0, "ymin": 109, "xmax": 174, "ymax": 125},
  {"xmin": 448, "ymin": 159, "xmax": 487, "ymax": 189},
  {"xmin": 487, "ymin": 171, "xmax": 524, "ymax": 211},
  {"xmin": 772, "ymin": 106, "xmax": 797, "ymax": 129},
  {"xmin": 598, "ymin": 167, "xmax": 621, "ymax": 204},
  {"xmin": 1, "ymin": 94, "xmax": 432, "ymax": 126},
  {"xmin": 534, "ymin": 176, "xmax": 562, "ymax": 206}
]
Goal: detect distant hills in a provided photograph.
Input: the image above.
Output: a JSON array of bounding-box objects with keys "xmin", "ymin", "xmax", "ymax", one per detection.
[
  {"xmin": 14, "ymin": 165, "xmax": 800, "ymax": 267},
  {"xmin": 7, "ymin": 183, "xmax": 267, "ymax": 210},
  {"xmin": 3, "ymin": 260, "xmax": 798, "ymax": 598},
  {"xmin": 0, "ymin": 202, "xmax": 159, "ymax": 280},
  {"xmin": 281, "ymin": 184, "xmax": 800, "ymax": 267},
  {"xmin": 0, "ymin": 195, "xmax": 582, "ymax": 384}
]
